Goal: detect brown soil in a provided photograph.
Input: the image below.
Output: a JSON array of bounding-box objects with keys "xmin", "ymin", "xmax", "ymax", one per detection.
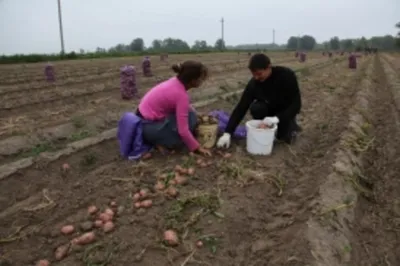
[
  {"xmin": 349, "ymin": 55, "xmax": 400, "ymax": 265},
  {"xmin": 0, "ymin": 53, "xmax": 380, "ymax": 266}
]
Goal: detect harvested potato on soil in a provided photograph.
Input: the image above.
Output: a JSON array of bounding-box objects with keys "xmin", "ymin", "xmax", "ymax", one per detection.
[
  {"xmin": 55, "ymin": 244, "xmax": 70, "ymax": 260},
  {"xmin": 159, "ymin": 173, "xmax": 168, "ymax": 180},
  {"xmin": 98, "ymin": 213, "xmax": 112, "ymax": 222},
  {"xmin": 166, "ymin": 186, "xmax": 178, "ymax": 197},
  {"xmin": 103, "ymin": 221, "xmax": 115, "ymax": 233},
  {"xmin": 175, "ymin": 165, "xmax": 187, "ymax": 174},
  {"xmin": 134, "ymin": 202, "xmax": 141, "ymax": 208},
  {"xmin": 62, "ymin": 163, "xmax": 70, "ymax": 171},
  {"xmin": 154, "ymin": 181, "xmax": 165, "ymax": 191},
  {"xmin": 187, "ymin": 167, "xmax": 195, "ymax": 175},
  {"xmin": 142, "ymin": 152, "xmax": 152, "ymax": 159},
  {"xmin": 163, "ymin": 230, "xmax": 179, "ymax": 246},
  {"xmin": 104, "ymin": 208, "xmax": 115, "ymax": 217},
  {"xmin": 174, "ymin": 174, "xmax": 188, "ymax": 185},
  {"xmin": 141, "ymin": 199, "xmax": 153, "ymax": 208},
  {"xmin": 223, "ymin": 153, "xmax": 232, "ymax": 158},
  {"xmin": 133, "ymin": 193, "xmax": 141, "ymax": 201},
  {"xmin": 196, "ymin": 240, "xmax": 204, "ymax": 248},
  {"xmin": 87, "ymin": 205, "xmax": 98, "ymax": 215},
  {"xmin": 139, "ymin": 188, "xmax": 149, "ymax": 198},
  {"xmin": 36, "ymin": 259, "xmax": 50, "ymax": 266},
  {"xmin": 71, "ymin": 232, "xmax": 95, "ymax": 245},
  {"xmin": 60, "ymin": 225, "xmax": 75, "ymax": 235},
  {"xmin": 94, "ymin": 220, "xmax": 103, "ymax": 228}
]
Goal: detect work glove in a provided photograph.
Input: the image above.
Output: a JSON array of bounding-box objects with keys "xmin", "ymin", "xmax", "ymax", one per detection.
[
  {"xmin": 216, "ymin": 133, "xmax": 231, "ymax": 149},
  {"xmin": 262, "ymin": 116, "xmax": 279, "ymax": 126}
]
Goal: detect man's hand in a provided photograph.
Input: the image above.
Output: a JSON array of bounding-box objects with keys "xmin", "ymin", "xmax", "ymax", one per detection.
[
  {"xmin": 262, "ymin": 116, "xmax": 279, "ymax": 126},
  {"xmin": 216, "ymin": 133, "xmax": 231, "ymax": 149}
]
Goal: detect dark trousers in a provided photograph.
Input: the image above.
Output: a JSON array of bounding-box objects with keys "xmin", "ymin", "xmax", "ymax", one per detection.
[
  {"xmin": 136, "ymin": 109, "xmax": 198, "ymax": 149},
  {"xmin": 249, "ymin": 100, "xmax": 301, "ymax": 144}
]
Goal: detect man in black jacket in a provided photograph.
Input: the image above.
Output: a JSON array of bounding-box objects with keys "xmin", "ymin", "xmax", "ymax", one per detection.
[{"xmin": 217, "ymin": 53, "xmax": 302, "ymax": 148}]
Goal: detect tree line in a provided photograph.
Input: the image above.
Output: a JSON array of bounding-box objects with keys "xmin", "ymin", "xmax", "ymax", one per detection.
[
  {"xmin": 1, "ymin": 23, "xmax": 399, "ymax": 64},
  {"xmin": 285, "ymin": 35, "xmax": 398, "ymax": 51}
]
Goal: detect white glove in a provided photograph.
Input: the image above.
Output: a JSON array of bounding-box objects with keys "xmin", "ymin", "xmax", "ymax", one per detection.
[
  {"xmin": 262, "ymin": 116, "xmax": 279, "ymax": 126},
  {"xmin": 216, "ymin": 133, "xmax": 231, "ymax": 148}
]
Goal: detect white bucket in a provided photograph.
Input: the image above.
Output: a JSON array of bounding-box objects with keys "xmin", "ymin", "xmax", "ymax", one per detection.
[{"xmin": 245, "ymin": 120, "xmax": 277, "ymax": 155}]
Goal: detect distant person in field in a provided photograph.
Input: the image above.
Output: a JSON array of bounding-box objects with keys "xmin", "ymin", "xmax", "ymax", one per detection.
[
  {"xmin": 137, "ymin": 61, "xmax": 212, "ymax": 156},
  {"xmin": 217, "ymin": 53, "xmax": 302, "ymax": 148}
]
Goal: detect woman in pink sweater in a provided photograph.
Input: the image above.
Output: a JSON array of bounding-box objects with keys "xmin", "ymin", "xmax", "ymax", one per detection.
[{"xmin": 137, "ymin": 61, "xmax": 211, "ymax": 156}]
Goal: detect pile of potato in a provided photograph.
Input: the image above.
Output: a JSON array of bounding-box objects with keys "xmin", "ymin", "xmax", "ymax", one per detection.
[
  {"xmin": 36, "ymin": 201, "xmax": 122, "ymax": 264},
  {"xmin": 197, "ymin": 115, "xmax": 218, "ymax": 125},
  {"xmin": 256, "ymin": 122, "xmax": 274, "ymax": 129}
]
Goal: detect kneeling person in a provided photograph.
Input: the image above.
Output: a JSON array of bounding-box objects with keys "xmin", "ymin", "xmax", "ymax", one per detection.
[
  {"xmin": 137, "ymin": 61, "xmax": 211, "ymax": 156},
  {"xmin": 217, "ymin": 53, "xmax": 302, "ymax": 148}
]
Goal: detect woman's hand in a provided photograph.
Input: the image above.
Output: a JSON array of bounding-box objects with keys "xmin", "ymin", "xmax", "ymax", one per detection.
[{"xmin": 192, "ymin": 147, "xmax": 212, "ymax": 157}]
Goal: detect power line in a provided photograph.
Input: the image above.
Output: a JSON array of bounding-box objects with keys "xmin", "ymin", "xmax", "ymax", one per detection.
[{"xmin": 57, "ymin": 0, "xmax": 65, "ymax": 54}]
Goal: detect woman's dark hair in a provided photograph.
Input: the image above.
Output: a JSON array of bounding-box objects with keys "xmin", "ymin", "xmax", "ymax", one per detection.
[
  {"xmin": 171, "ymin": 60, "xmax": 208, "ymax": 86},
  {"xmin": 248, "ymin": 53, "xmax": 271, "ymax": 71}
]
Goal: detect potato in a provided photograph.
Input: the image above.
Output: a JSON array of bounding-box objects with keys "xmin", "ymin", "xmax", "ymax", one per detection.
[
  {"xmin": 104, "ymin": 208, "xmax": 115, "ymax": 218},
  {"xmin": 71, "ymin": 232, "xmax": 95, "ymax": 245},
  {"xmin": 60, "ymin": 225, "xmax": 75, "ymax": 235},
  {"xmin": 154, "ymin": 181, "xmax": 165, "ymax": 191},
  {"xmin": 103, "ymin": 221, "xmax": 115, "ymax": 233},
  {"xmin": 139, "ymin": 189, "xmax": 148, "ymax": 198},
  {"xmin": 141, "ymin": 199, "xmax": 153, "ymax": 208},
  {"xmin": 196, "ymin": 240, "xmax": 204, "ymax": 248},
  {"xmin": 174, "ymin": 174, "xmax": 188, "ymax": 185},
  {"xmin": 223, "ymin": 153, "xmax": 232, "ymax": 158},
  {"xmin": 55, "ymin": 244, "xmax": 70, "ymax": 260},
  {"xmin": 257, "ymin": 123, "xmax": 273, "ymax": 129},
  {"xmin": 62, "ymin": 163, "xmax": 70, "ymax": 171},
  {"xmin": 98, "ymin": 213, "xmax": 112, "ymax": 222},
  {"xmin": 159, "ymin": 173, "xmax": 168, "ymax": 180},
  {"xmin": 142, "ymin": 152, "xmax": 152, "ymax": 160},
  {"xmin": 163, "ymin": 230, "xmax": 179, "ymax": 246},
  {"xmin": 87, "ymin": 205, "xmax": 98, "ymax": 215},
  {"xmin": 134, "ymin": 202, "xmax": 141, "ymax": 208},
  {"xmin": 94, "ymin": 220, "xmax": 103, "ymax": 228},
  {"xmin": 166, "ymin": 186, "xmax": 178, "ymax": 197},
  {"xmin": 133, "ymin": 193, "xmax": 141, "ymax": 201},
  {"xmin": 36, "ymin": 259, "xmax": 50, "ymax": 266},
  {"xmin": 175, "ymin": 165, "xmax": 187, "ymax": 174},
  {"xmin": 187, "ymin": 167, "xmax": 195, "ymax": 175}
]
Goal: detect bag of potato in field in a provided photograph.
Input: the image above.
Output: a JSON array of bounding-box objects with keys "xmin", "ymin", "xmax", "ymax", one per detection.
[{"xmin": 196, "ymin": 115, "xmax": 219, "ymax": 149}]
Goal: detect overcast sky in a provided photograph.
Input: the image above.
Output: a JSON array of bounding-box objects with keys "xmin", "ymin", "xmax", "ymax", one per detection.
[{"xmin": 0, "ymin": 0, "xmax": 398, "ymax": 55}]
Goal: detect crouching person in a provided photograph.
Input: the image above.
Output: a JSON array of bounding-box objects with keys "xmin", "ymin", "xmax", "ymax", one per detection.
[
  {"xmin": 137, "ymin": 61, "xmax": 211, "ymax": 156},
  {"xmin": 217, "ymin": 53, "xmax": 302, "ymax": 148}
]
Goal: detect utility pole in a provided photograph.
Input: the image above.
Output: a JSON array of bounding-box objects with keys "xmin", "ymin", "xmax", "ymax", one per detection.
[
  {"xmin": 220, "ymin": 17, "xmax": 224, "ymax": 49},
  {"xmin": 297, "ymin": 34, "xmax": 301, "ymax": 50},
  {"xmin": 57, "ymin": 0, "xmax": 65, "ymax": 54},
  {"xmin": 272, "ymin": 29, "xmax": 275, "ymax": 45}
]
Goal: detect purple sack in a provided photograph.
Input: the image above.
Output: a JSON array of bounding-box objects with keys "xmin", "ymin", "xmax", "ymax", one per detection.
[
  {"xmin": 208, "ymin": 110, "xmax": 247, "ymax": 138},
  {"xmin": 117, "ymin": 112, "xmax": 152, "ymax": 160}
]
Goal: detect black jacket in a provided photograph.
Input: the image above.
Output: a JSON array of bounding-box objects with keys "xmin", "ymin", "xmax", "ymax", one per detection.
[{"xmin": 225, "ymin": 66, "xmax": 301, "ymax": 134}]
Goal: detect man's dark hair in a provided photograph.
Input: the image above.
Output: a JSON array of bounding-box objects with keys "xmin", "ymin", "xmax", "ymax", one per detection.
[{"xmin": 248, "ymin": 53, "xmax": 271, "ymax": 71}]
